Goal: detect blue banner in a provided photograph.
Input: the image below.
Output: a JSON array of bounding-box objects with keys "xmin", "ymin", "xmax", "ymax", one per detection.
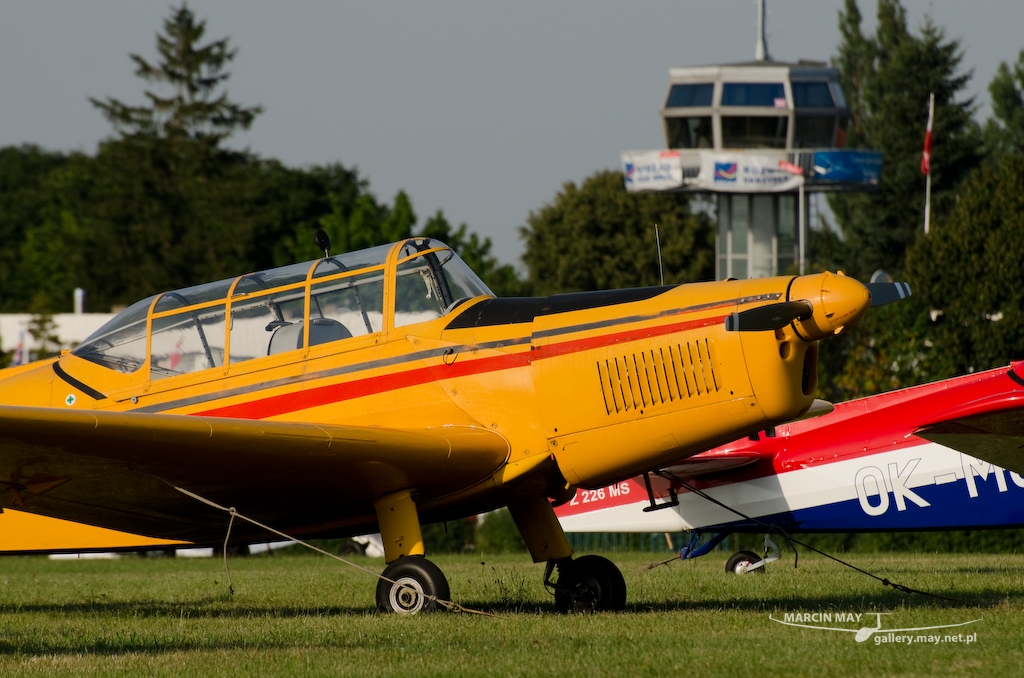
[{"xmin": 812, "ymin": 150, "xmax": 883, "ymax": 185}]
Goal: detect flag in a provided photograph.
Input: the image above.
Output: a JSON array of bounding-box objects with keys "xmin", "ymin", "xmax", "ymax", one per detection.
[{"xmin": 921, "ymin": 93, "xmax": 934, "ymax": 175}]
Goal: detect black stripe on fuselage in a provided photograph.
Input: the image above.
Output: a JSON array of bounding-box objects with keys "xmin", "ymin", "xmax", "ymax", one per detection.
[
  {"xmin": 53, "ymin": 362, "xmax": 107, "ymax": 400},
  {"xmin": 444, "ymin": 286, "xmax": 676, "ymax": 330}
]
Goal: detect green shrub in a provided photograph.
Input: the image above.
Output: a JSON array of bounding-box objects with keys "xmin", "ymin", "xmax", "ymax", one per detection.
[{"xmin": 475, "ymin": 509, "xmax": 527, "ymax": 554}]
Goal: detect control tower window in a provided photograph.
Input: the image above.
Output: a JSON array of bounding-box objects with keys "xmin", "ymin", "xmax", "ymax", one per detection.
[
  {"xmin": 721, "ymin": 83, "xmax": 786, "ymax": 108},
  {"xmin": 794, "ymin": 116, "xmax": 836, "ymax": 148},
  {"xmin": 792, "ymin": 82, "xmax": 835, "ymax": 108},
  {"xmin": 721, "ymin": 116, "xmax": 788, "ymax": 149},
  {"xmin": 666, "ymin": 116, "xmax": 713, "ymax": 149},
  {"xmin": 665, "ymin": 83, "xmax": 713, "ymax": 108}
]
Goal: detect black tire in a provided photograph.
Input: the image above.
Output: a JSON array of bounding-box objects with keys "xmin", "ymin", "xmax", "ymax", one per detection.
[
  {"xmin": 554, "ymin": 555, "xmax": 627, "ymax": 613},
  {"xmin": 375, "ymin": 556, "xmax": 451, "ymax": 614},
  {"xmin": 725, "ymin": 550, "xmax": 764, "ymax": 574}
]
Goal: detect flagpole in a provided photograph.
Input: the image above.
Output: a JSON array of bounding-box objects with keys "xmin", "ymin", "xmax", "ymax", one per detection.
[
  {"xmin": 923, "ymin": 92, "xmax": 934, "ymax": 234},
  {"xmin": 924, "ymin": 164, "xmax": 932, "ymax": 234}
]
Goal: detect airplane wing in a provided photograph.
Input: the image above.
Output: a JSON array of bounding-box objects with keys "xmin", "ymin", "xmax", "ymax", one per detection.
[
  {"xmin": 0, "ymin": 508, "xmax": 188, "ymax": 554},
  {"xmin": 0, "ymin": 405, "xmax": 509, "ymax": 545},
  {"xmin": 912, "ymin": 363, "xmax": 1024, "ymax": 475},
  {"xmin": 916, "ymin": 406, "xmax": 1024, "ymax": 476}
]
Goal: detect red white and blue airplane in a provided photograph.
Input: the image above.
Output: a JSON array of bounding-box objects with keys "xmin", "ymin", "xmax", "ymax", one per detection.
[{"xmin": 555, "ymin": 362, "xmax": 1024, "ymax": 573}]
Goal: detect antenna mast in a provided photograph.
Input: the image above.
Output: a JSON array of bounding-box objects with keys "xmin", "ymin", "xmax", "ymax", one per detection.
[
  {"xmin": 755, "ymin": 0, "xmax": 769, "ymax": 62},
  {"xmin": 655, "ymin": 224, "xmax": 664, "ymax": 286}
]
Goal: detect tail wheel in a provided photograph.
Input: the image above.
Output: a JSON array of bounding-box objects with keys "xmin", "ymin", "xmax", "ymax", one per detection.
[
  {"xmin": 376, "ymin": 556, "xmax": 451, "ymax": 614},
  {"xmin": 725, "ymin": 550, "xmax": 764, "ymax": 575},
  {"xmin": 554, "ymin": 555, "xmax": 627, "ymax": 613}
]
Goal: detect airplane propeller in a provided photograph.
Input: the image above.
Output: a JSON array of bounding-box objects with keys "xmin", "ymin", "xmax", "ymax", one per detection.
[
  {"xmin": 724, "ymin": 300, "xmax": 812, "ymax": 332},
  {"xmin": 865, "ymin": 281, "xmax": 912, "ymax": 307},
  {"xmin": 726, "ymin": 279, "xmax": 912, "ymax": 332}
]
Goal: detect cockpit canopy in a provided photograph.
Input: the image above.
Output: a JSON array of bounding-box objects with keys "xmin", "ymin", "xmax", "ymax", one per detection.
[{"xmin": 73, "ymin": 239, "xmax": 493, "ymax": 379}]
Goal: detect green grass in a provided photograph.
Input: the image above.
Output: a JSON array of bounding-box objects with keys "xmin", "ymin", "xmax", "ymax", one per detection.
[{"xmin": 0, "ymin": 550, "xmax": 1019, "ymax": 676}]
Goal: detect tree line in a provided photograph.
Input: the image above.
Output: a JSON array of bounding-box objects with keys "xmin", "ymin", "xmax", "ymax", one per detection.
[
  {"xmin": 814, "ymin": 0, "xmax": 1024, "ymax": 400},
  {"xmin": 0, "ymin": 5, "xmax": 521, "ymax": 325}
]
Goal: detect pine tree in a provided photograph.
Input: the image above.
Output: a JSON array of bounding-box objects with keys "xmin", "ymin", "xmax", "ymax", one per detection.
[
  {"xmin": 983, "ymin": 50, "xmax": 1024, "ymax": 157},
  {"xmin": 80, "ymin": 4, "xmax": 268, "ymax": 306},
  {"xmin": 90, "ymin": 4, "xmax": 261, "ymax": 142},
  {"xmin": 829, "ymin": 0, "xmax": 982, "ymax": 280},
  {"xmin": 814, "ymin": 1, "xmax": 986, "ymax": 400}
]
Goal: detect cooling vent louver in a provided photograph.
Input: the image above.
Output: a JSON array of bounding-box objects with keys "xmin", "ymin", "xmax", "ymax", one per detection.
[{"xmin": 596, "ymin": 338, "xmax": 719, "ymax": 415}]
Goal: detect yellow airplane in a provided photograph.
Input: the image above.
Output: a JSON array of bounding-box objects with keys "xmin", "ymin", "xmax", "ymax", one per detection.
[{"xmin": 0, "ymin": 234, "xmax": 905, "ymax": 613}]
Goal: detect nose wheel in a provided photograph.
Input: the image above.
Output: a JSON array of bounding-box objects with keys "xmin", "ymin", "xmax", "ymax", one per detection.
[
  {"xmin": 547, "ymin": 555, "xmax": 627, "ymax": 612},
  {"xmin": 725, "ymin": 550, "xmax": 765, "ymax": 575},
  {"xmin": 376, "ymin": 555, "xmax": 451, "ymax": 614},
  {"xmin": 725, "ymin": 536, "xmax": 780, "ymax": 574}
]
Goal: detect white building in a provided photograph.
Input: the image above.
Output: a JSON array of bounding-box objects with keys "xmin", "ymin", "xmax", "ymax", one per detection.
[{"xmin": 0, "ymin": 313, "xmax": 114, "ymax": 365}]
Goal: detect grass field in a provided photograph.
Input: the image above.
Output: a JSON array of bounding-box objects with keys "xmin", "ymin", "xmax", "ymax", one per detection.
[{"xmin": 0, "ymin": 548, "xmax": 1020, "ymax": 676}]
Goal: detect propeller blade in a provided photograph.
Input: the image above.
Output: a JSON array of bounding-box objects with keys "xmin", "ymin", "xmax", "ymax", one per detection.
[
  {"xmin": 865, "ymin": 281, "xmax": 912, "ymax": 307},
  {"xmin": 724, "ymin": 300, "xmax": 813, "ymax": 332}
]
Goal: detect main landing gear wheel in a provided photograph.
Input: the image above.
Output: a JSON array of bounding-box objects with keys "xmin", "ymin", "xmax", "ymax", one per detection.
[
  {"xmin": 725, "ymin": 550, "xmax": 764, "ymax": 575},
  {"xmin": 553, "ymin": 555, "xmax": 627, "ymax": 613},
  {"xmin": 376, "ymin": 556, "xmax": 451, "ymax": 614}
]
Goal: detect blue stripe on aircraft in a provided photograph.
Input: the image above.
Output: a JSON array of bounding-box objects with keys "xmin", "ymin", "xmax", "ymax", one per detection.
[{"xmin": 705, "ymin": 476, "xmax": 1024, "ymax": 533}]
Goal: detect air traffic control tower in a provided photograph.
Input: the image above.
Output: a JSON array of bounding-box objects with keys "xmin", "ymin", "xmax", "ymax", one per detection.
[{"xmin": 621, "ymin": 7, "xmax": 882, "ymax": 280}]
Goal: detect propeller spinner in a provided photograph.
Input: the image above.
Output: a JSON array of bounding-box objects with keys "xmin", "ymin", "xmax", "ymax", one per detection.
[{"xmin": 724, "ymin": 273, "xmax": 911, "ymax": 339}]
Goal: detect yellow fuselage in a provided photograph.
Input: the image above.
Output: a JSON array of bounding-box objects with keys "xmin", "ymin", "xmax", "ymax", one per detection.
[
  {"xmin": 6, "ymin": 281, "xmax": 819, "ymax": 493},
  {"xmin": 0, "ymin": 262, "xmax": 869, "ymax": 550}
]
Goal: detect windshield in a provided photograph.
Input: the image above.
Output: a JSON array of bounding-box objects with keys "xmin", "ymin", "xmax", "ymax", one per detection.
[
  {"xmin": 394, "ymin": 239, "xmax": 494, "ymax": 328},
  {"xmin": 72, "ymin": 295, "xmax": 156, "ymax": 373},
  {"xmin": 72, "ymin": 239, "xmax": 490, "ymax": 374}
]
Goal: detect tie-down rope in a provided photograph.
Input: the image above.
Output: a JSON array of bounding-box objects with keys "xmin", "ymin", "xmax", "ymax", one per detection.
[
  {"xmin": 644, "ymin": 478, "xmax": 965, "ymax": 604},
  {"xmin": 173, "ymin": 485, "xmax": 498, "ymax": 617}
]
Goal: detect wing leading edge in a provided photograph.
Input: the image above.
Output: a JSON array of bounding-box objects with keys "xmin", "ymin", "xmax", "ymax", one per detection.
[{"xmin": 0, "ymin": 405, "xmax": 509, "ymax": 546}]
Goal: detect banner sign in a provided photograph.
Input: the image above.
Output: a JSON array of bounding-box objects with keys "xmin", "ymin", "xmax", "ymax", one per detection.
[
  {"xmin": 621, "ymin": 151, "xmax": 683, "ymax": 191},
  {"xmin": 812, "ymin": 151, "xmax": 883, "ymax": 184},
  {"xmin": 621, "ymin": 149, "xmax": 884, "ymax": 192},
  {"xmin": 693, "ymin": 153, "xmax": 805, "ymax": 193}
]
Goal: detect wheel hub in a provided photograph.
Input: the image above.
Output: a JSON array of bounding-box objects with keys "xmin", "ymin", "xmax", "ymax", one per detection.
[
  {"xmin": 389, "ymin": 576, "xmax": 426, "ymax": 614},
  {"xmin": 566, "ymin": 576, "xmax": 601, "ymax": 612}
]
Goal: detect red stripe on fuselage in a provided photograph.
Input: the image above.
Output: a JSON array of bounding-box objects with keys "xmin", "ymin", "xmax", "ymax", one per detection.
[{"xmin": 194, "ymin": 314, "xmax": 727, "ymax": 420}]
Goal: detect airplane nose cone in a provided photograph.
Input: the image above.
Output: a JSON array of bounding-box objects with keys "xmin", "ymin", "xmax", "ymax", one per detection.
[{"xmin": 789, "ymin": 272, "xmax": 871, "ymax": 342}]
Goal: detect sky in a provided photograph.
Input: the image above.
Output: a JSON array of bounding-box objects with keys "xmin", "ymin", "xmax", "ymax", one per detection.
[{"xmin": 2, "ymin": 1, "xmax": 1021, "ymax": 267}]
